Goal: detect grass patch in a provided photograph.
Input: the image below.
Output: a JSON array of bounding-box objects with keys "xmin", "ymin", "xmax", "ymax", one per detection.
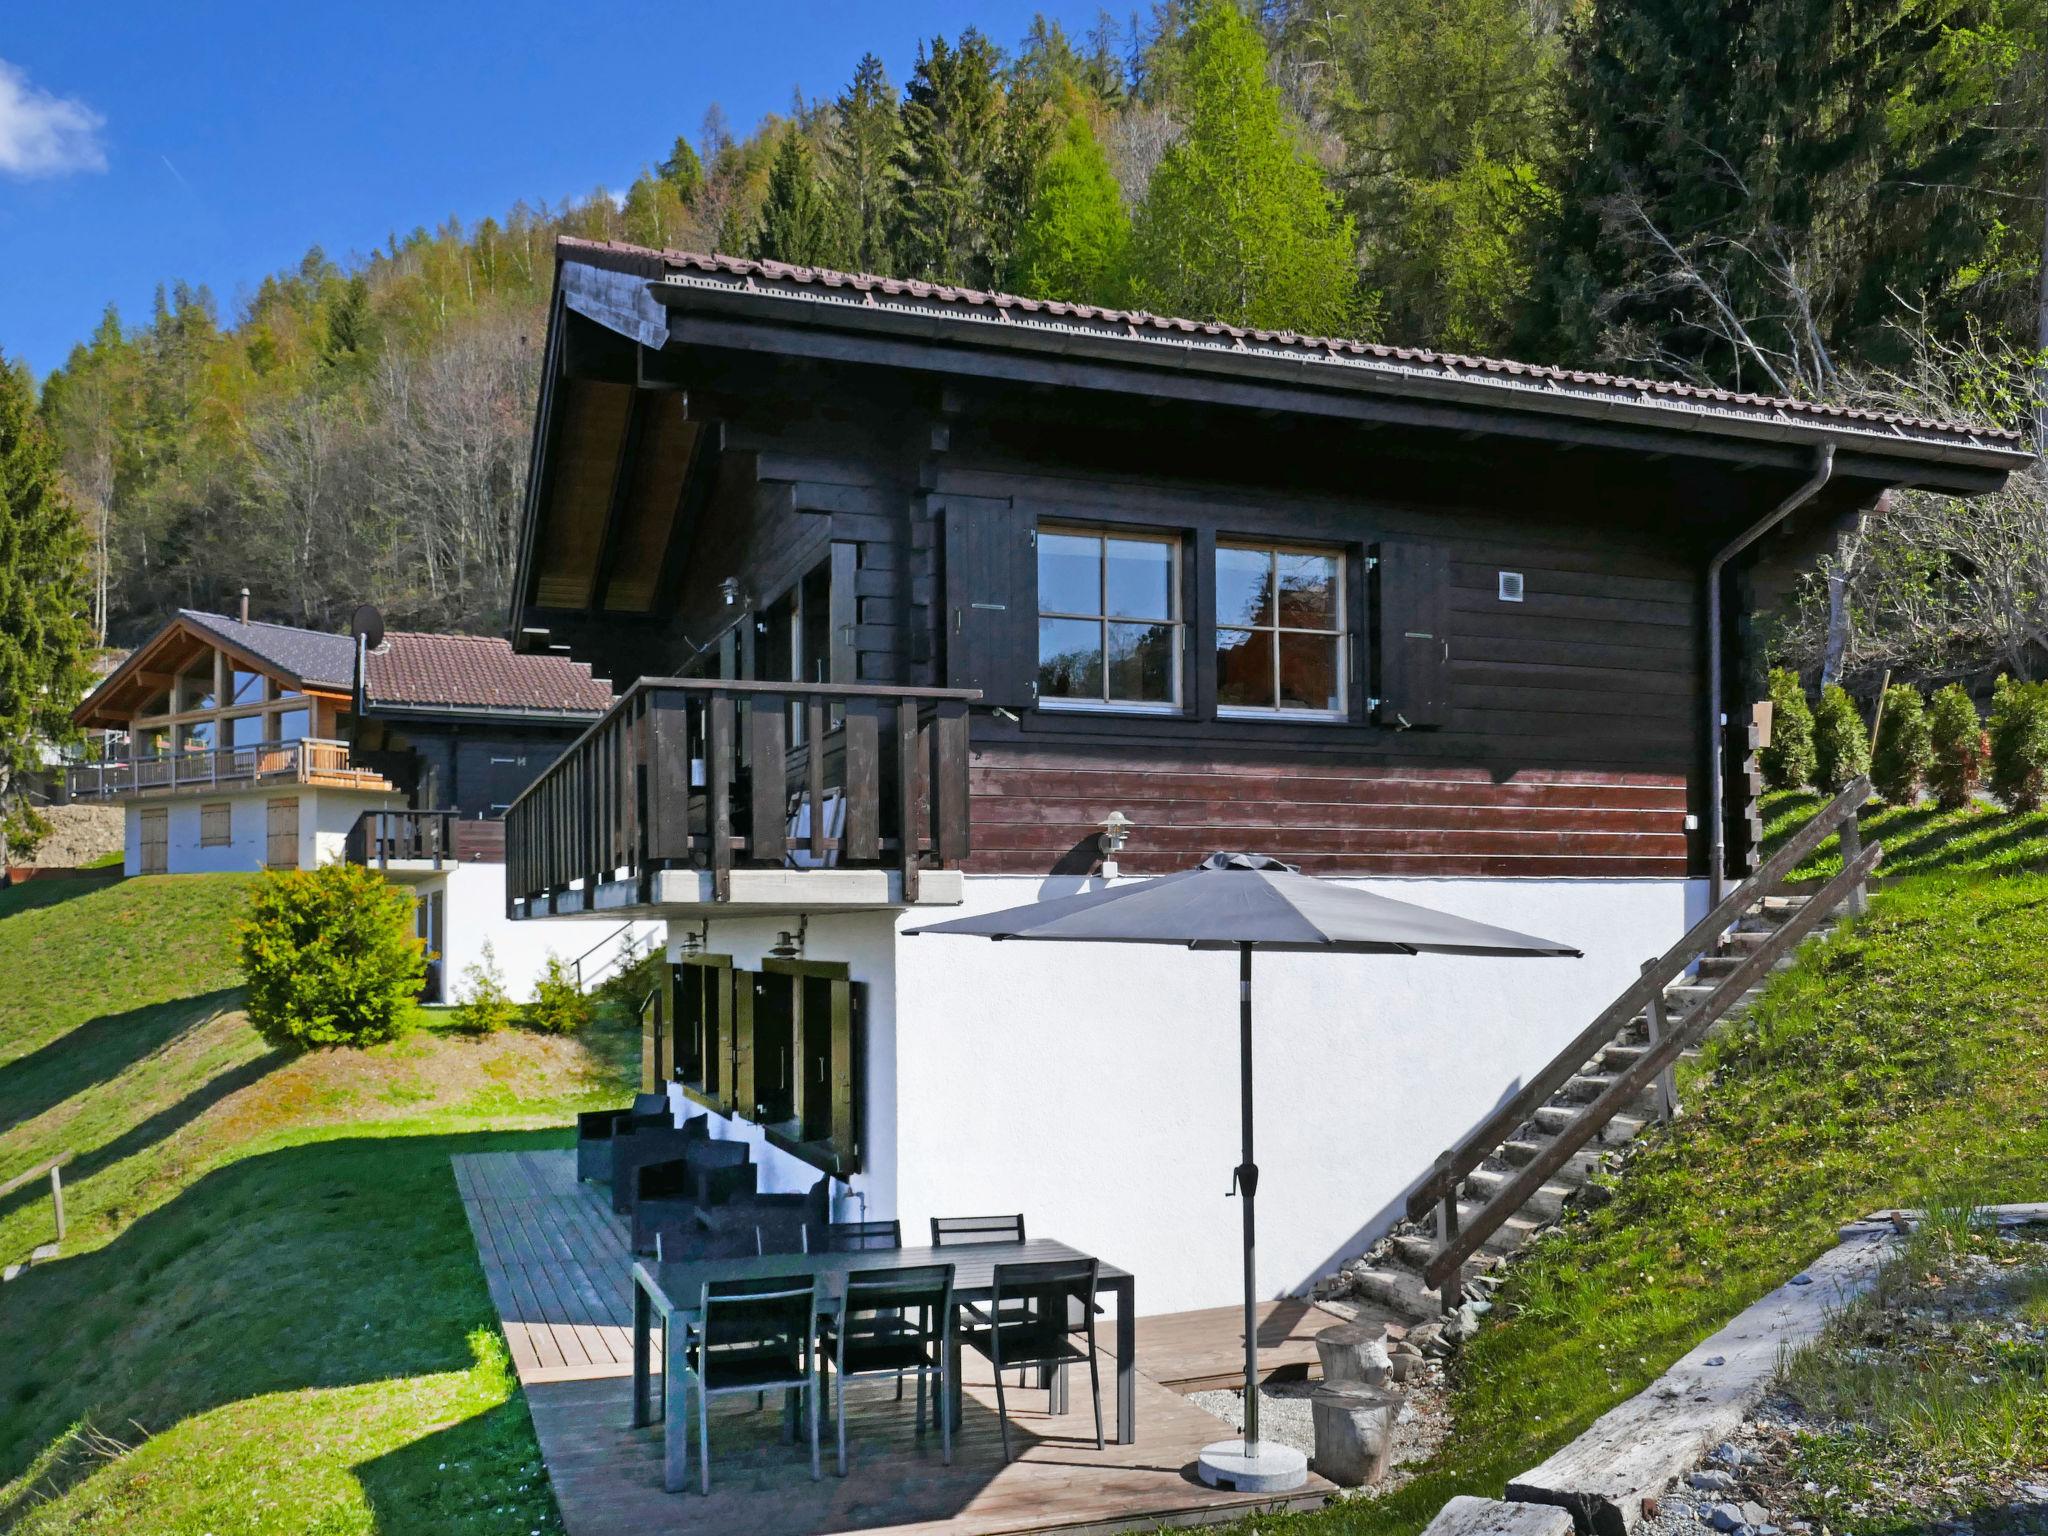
[
  {"xmin": 0, "ymin": 873, "xmax": 640, "ymax": 1532},
  {"xmin": 1763, "ymin": 788, "xmax": 2048, "ymax": 881},
  {"xmin": 1228, "ymin": 870, "xmax": 2048, "ymax": 1536}
]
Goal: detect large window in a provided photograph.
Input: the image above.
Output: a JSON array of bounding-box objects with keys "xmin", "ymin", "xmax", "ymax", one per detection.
[
  {"xmin": 1036, "ymin": 526, "xmax": 1181, "ymax": 710},
  {"xmin": 1216, "ymin": 541, "xmax": 1347, "ymax": 718}
]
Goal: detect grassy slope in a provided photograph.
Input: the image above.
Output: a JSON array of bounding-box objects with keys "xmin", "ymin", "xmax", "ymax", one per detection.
[
  {"xmin": 1231, "ymin": 800, "xmax": 2048, "ymax": 1536},
  {"xmin": 0, "ymin": 874, "xmax": 638, "ymax": 1534}
]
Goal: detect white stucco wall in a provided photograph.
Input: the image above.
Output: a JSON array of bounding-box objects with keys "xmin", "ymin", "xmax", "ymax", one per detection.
[
  {"xmin": 428, "ymin": 861, "xmax": 662, "ymax": 1005},
  {"xmin": 658, "ymin": 873, "xmax": 1705, "ymax": 1317},
  {"xmin": 124, "ymin": 787, "xmax": 404, "ymax": 876}
]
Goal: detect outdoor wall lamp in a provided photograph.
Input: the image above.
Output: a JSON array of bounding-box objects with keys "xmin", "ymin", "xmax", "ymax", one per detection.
[
  {"xmin": 719, "ymin": 576, "xmax": 745, "ymax": 607},
  {"xmin": 769, "ymin": 916, "xmax": 807, "ymax": 959},
  {"xmin": 1098, "ymin": 810, "xmax": 1134, "ymax": 878}
]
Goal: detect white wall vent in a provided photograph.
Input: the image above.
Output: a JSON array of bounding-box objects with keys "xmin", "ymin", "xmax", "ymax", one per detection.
[{"xmin": 1498, "ymin": 571, "xmax": 1525, "ymax": 602}]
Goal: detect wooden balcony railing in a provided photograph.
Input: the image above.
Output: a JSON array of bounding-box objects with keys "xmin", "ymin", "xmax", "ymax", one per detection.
[
  {"xmin": 345, "ymin": 811, "xmax": 507, "ymax": 870},
  {"xmin": 64, "ymin": 738, "xmax": 384, "ymax": 800},
  {"xmin": 505, "ymin": 678, "xmax": 980, "ymax": 909}
]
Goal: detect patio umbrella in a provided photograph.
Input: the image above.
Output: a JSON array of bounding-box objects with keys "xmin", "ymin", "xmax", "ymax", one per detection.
[{"xmin": 909, "ymin": 852, "xmax": 1578, "ymax": 1491}]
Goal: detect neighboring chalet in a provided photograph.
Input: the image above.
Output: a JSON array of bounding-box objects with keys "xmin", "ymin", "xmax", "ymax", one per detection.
[
  {"xmin": 500, "ymin": 238, "xmax": 2028, "ymax": 1313},
  {"xmin": 69, "ymin": 603, "xmax": 657, "ymax": 1002}
]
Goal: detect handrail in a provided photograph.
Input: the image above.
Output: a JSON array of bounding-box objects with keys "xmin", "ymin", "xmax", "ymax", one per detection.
[
  {"xmin": 63, "ymin": 738, "xmax": 372, "ymax": 800},
  {"xmin": 1405, "ymin": 775, "xmax": 1873, "ymax": 1223},
  {"xmin": 1423, "ymin": 838, "xmax": 1882, "ymax": 1288}
]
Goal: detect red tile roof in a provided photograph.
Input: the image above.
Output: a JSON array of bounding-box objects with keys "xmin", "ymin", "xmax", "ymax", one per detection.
[
  {"xmin": 365, "ymin": 632, "xmax": 612, "ymax": 715},
  {"xmin": 556, "ymin": 237, "xmax": 2026, "ymax": 457}
]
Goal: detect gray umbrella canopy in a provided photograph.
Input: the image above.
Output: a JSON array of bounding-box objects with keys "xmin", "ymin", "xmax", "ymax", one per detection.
[
  {"xmin": 909, "ymin": 852, "xmax": 1577, "ymax": 1486},
  {"xmin": 909, "ymin": 852, "xmax": 1581, "ymax": 956}
]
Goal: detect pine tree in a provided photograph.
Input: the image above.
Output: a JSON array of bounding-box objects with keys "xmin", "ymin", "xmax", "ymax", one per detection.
[
  {"xmin": 826, "ymin": 54, "xmax": 904, "ymax": 274},
  {"xmin": 753, "ymin": 130, "xmax": 838, "ymax": 267},
  {"xmin": 893, "ymin": 31, "xmax": 1008, "ymax": 286},
  {"xmin": 1127, "ymin": 0, "xmax": 1361, "ymax": 334},
  {"xmin": 1870, "ymin": 684, "xmax": 1932, "ymax": 805},
  {"xmin": 658, "ymin": 135, "xmax": 706, "ymax": 203},
  {"xmin": 1811, "ymin": 684, "xmax": 1870, "ymax": 794},
  {"xmin": 1008, "ymin": 108, "xmax": 1131, "ymax": 305},
  {"xmin": 1760, "ymin": 667, "xmax": 1816, "ymax": 791},
  {"xmin": 1927, "ymin": 683, "xmax": 1987, "ymax": 810},
  {"xmin": 0, "ymin": 351, "xmax": 93, "ymax": 862}
]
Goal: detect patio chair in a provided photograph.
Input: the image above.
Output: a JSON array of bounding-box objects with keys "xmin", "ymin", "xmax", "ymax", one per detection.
[
  {"xmin": 959, "ymin": 1257, "xmax": 1103, "ymax": 1462},
  {"xmin": 932, "ymin": 1214, "xmax": 1030, "ymax": 1385},
  {"xmin": 679, "ymin": 1271, "xmax": 825, "ymax": 1493},
  {"xmin": 821, "ymin": 1218, "xmax": 902, "ymax": 1253},
  {"xmin": 609, "ymin": 1116, "xmax": 710, "ymax": 1216},
  {"xmin": 629, "ymin": 1141, "xmax": 755, "ymax": 1256},
  {"xmin": 818, "ymin": 1263, "xmax": 953, "ymax": 1475},
  {"xmin": 574, "ymin": 1092, "xmax": 671, "ymax": 1185}
]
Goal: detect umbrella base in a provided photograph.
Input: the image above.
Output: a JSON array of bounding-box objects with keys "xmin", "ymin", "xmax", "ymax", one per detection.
[{"xmin": 1196, "ymin": 1437, "xmax": 1309, "ymax": 1493}]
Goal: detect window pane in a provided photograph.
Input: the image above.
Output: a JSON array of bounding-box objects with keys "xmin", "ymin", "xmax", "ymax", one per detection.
[
  {"xmin": 1215, "ymin": 546, "xmax": 1273, "ymax": 628},
  {"xmin": 1037, "ymin": 531, "xmax": 1102, "ymax": 616},
  {"xmin": 1277, "ymin": 551, "xmax": 1339, "ymax": 630},
  {"xmin": 276, "ymin": 709, "xmax": 310, "ymax": 744},
  {"xmin": 1104, "ymin": 537, "xmax": 1173, "ymax": 621},
  {"xmin": 1216, "ymin": 627, "xmax": 1274, "ymax": 709},
  {"xmin": 230, "ymin": 714, "xmax": 266, "ymax": 748},
  {"xmin": 232, "ymin": 668, "xmax": 264, "ymax": 705},
  {"xmin": 1037, "ymin": 619, "xmax": 1104, "ymax": 699},
  {"xmin": 180, "ymin": 721, "xmax": 215, "ymax": 751},
  {"xmin": 1279, "ymin": 632, "xmax": 1342, "ymax": 712},
  {"xmin": 1108, "ymin": 623, "xmax": 1174, "ymax": 703},
  {"xmin": 180, "ymin": 665, "xmax": 217, "ymax": 712}
]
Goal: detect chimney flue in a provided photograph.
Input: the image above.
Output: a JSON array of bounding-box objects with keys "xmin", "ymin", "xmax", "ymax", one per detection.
[{"xmin": 239, "ymin": 587, "xmax": 250, "ymax": 623}]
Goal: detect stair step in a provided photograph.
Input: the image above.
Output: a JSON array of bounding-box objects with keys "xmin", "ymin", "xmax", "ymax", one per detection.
[
  {"xmin": 1598, "ymin": 1040, "xmax": 1649, "ymax": 1070},
  {"xmin": 1349, "ymin": 1264, "xmax": 1443, "ymax": 1320},
  {"xmin": 1499, "ymin": 1139, "xmax": 1611, "ymax": 1182},
  {"xmin": 1695, "ymin": 955, "xmax": 1744, "ymax": 978},
  {"xmin": 1481, "ymin": 1212, "xmax": 1548, "ymax": 1256},
  {"xmin": 1464, "ymin": 1167, "xmax": 1578, "ymax": 1217}
]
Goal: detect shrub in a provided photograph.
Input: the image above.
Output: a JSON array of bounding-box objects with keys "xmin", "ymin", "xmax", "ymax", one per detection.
[
  {"xmin": 1810, "ymin": 684, "xmax": 1870, "ymax": 794},
  {"xmin": 1760, "ymin": 668, "xmax": 1816, "ymax": 792},
  {"xmin": 595, "ymin": 934, "xmax": 664, "ymax": 1014},
  {"xmin": 1988, "ymin": 674, "xmax": 2048, "ymax": 812},
  {"xmin": 238, "ymin": 862, "xmax": 425, "ymax": 1049},
  {"xmin": 1869, "ymin": 684, "xmax": 1932, "ymax": 804},
  {"xmin": 528, "ymin": 954, "xmax": 594, "ymax": 1034},
  {"xmin": 452, "ymin": 942, "xmax": 517, "ymax": 1035},
  {"xmin": 1927, "ymin": 684, "xmax": 1987, "ymax": 810}
]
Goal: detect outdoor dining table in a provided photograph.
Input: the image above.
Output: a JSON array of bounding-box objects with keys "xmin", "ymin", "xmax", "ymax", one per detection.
[{"xmin": 631, "ymin": 1237, "xmax": 1137, "ymax": 1486}]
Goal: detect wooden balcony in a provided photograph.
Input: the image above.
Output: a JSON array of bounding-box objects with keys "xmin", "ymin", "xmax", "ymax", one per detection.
[
  {"xmin": 344, "ymin": 810, "xmax": 507, "ymax": 876},
  {"xmin": 63, "ymin": 738, "xmax": 393, "ymax": 801},
  {"xmin": 505, "ymin": 678, "xmax": 979, "ymax": 918}
]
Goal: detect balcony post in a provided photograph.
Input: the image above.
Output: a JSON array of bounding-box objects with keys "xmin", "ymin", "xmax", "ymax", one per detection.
[{"xmin": 896, "ymin": 698, "xmax": 922, "ymax": 902}]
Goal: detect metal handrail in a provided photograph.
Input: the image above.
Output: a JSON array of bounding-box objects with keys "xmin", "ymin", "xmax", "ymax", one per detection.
[
  {"xmin": 1423, "ymin": 839, "xmax": 1882, "ymax": 1289},
  {"xmin": 63, "ymin": 738, "xmax": 367, "ymax": 799},
  {"xmin": 1405, "ymin": 776, "xmax": 1874, "ymax": 1224}
]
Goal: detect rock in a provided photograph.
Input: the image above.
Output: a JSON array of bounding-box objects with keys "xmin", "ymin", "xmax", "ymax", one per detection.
[
  {"xmin": 1576, "ymin": 1181, "xmax": 1615, "ymax": 1209},
  {"xmin": 1388, "ymin": 1351, "xmax": 1421, "ymax": 1383},
  {"xmin": 1691, "ymin": 1470, "xmax": 1739, "ymax": 1493},
  {"xmin": 1641, "ymin": 1498, "xmax": 1661, "ymax": 1519},
  {"xmin": 1709, "ymin": 1502, "xmax": 1747, "ymax": 1531},
  {"xmin": 1710, "ymin": 1442, "xmax": 1746, "ymax": 1467},
  {"xmin": 1408, "ymin": 1322, "xmax": 1444, "ymax": 1350},
  {"xmin": 1443, "ymin": 1303, "xmax": 1483, "ymax": 1343},
  {"xmin": 1704, "ymin": 1354, "xmax": 1726, "ymax": 1367},
  {"xmin": 2019, "ymin": 1483, "xmax": 2048, "ymax": 1502},
  {"xmin": 1741, "ymin": 1502, "xmax": 1772, "ymax": 1528}
]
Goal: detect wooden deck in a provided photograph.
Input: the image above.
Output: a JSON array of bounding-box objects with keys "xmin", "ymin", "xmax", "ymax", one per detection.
[{"xmin": 453, "ymin": 1150, "xmax": 1340, "ymax": 1536}]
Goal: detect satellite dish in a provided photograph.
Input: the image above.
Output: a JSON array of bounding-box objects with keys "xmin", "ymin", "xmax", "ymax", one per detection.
[{"xmin": 350, "ymin": 603, "xmax": 385, "ymax": 652}]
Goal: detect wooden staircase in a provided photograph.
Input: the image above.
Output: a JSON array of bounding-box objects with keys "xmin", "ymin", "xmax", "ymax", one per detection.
[{"xmin": 1340, "ymin": 781, "xmax": 1881, "ymax": 1326}]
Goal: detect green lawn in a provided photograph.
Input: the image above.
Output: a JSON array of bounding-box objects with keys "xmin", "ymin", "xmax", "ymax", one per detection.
[
  {"xmin": 1763, "ymin": 787, "xmax": 2048, "ymax": 881},
  {"xmin": 0, "ymin": 873, "xmax": 639, "ymax": 1533}
]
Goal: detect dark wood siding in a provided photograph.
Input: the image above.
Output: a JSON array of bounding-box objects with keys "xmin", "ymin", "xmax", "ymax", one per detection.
[{"xmin": 968, "ymin": 746, "xmax": 1689, "ymax": 878}]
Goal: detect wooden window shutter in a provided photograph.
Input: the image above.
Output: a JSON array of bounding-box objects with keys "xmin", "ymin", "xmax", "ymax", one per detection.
[
  {"xmin": 942, "ymin": 495, "xmax": 1032, "ymax": 706},
  {"xmin": 847, "ymin": 981, "xmax": 868, "ymax": 1173},
  {"xmin": 1371, "ymin": 541, "xmax": 1452, "ymax": 729}
]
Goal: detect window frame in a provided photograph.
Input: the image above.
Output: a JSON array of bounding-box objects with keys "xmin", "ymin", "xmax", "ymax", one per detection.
[
  {"xmin": 1034, "ymin": 521, "xmax": 1186, "ymax": 716},
  {"xmin": 1214, "ymin": 537, "xmax": 1351, "ymax": 723}
]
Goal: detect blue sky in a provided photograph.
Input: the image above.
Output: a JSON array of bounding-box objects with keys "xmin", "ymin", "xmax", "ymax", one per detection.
[{"xmin": 0, "ymin": 2, "xmax": 1113, "ymax": 381}]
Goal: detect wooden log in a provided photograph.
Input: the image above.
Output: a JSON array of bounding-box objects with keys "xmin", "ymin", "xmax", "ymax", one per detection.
[
  {"xmin": 1314, "ymin": 1323, "xmax": 1391, "ymax": 1387},
  {"xmin": 1310, "ymin": 1383, "xmax": 1401, "ymax": 1487},
  {"xmin": 1419, "ymin": 1497, "xmax": 1576, "ymax": 1536}
]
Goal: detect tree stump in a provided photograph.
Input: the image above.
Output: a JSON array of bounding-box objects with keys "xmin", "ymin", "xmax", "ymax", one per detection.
[
  {"xmin": 1311, "ymin": 1383, "xmax": 1402, "ymax": 1486},
  {"xmin": 1316, "ymin": 1322, "xmax": 1392, "ymax": 1387}
]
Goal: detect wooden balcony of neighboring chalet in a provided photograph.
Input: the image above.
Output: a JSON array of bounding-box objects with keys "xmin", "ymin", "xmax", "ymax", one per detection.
[
  {"xmin": 344, "ymin": 810, "xmax": 507, "ymax": 881},
  {"xmin": 63, "ymin": 738, "xmax": 394, "ymax": 802},
  {"xmin": 504, "ymin": 679, "xmax": 978, "ymax": 919}
]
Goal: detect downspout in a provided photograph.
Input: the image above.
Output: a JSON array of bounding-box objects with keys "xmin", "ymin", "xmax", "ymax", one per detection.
[{"xmin": 1706, "ymin": 443, "xmax": 1835, "ymax": 902}]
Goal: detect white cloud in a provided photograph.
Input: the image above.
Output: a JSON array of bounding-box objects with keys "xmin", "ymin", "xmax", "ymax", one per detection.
[{"xmin": 0, "ymin": 58, "xmax": 106, "ymax": 178}]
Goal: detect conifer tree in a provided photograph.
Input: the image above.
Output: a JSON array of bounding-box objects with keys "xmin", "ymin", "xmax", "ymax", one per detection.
[
  {"xmin": 1870, "ymin": 684, "xmax": 1932, "ymax": 805},
  {"xmin": 658, "ymin": 135, "xmax": 706, "ymax": 203},
  {"xmin": 753, "ymin": 130, "xmax": 838, "ymax": 267},
  {"xmin": 893, "ymin": 31, "xmax": 1008, "ymax": 286},
  {"xmin": 1760, "ymin": 667, "xmax": 1816, "ymax": 792},
  {"xmin": 0, "ymin": 351, "xmax": 93, "ymax": 862},
  {"xmin": 827, "ymin": 53, "xmax": 904, "ymax": 274},
  {"xmin": 1128, "ymin": 0, "xmax": 1360, "ymax": 334},
  {"xmin": 1008, "ymin": 108, "xmax": 1131, "ymax": 306}
]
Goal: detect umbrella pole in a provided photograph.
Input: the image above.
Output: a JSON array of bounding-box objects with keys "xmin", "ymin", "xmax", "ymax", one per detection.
[{"xmin": 1237, "ymin": 942, "xmax": 1260, "ymax": 1448}]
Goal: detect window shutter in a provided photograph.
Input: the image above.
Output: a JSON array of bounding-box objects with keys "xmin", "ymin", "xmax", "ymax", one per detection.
[
  {"xmin": 1372, "ymin": 541, "xmax": 1451, "ymax": 729},
  {"xmin": 942, "ymin": 495, "xmax": 1032, "ymax": 706}
]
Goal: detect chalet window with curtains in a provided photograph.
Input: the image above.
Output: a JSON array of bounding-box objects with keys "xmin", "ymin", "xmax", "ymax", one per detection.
[
  {"xmin": 1035, "ymin": 525, "xmax": 1182, "ymax": 711},
  {"xmin": 1215, "ymin": 541, "xmax": 1348, "ymax": 718}
]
